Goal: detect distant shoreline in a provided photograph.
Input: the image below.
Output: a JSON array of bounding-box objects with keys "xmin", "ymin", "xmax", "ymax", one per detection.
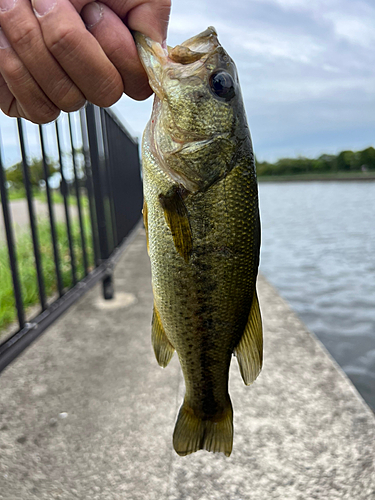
[{"xmin": 257, "ymin": 172, "xmax": 375, "ymax": 182}]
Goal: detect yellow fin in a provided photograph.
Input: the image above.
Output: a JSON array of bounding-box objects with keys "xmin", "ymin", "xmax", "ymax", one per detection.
[
  {"xmin": 142, "ymin": 200, "xmax": 149, "ymax": 254},
  {"xmin": 173, "ymin": 400, "xmax": 233, "ymax": 457},
  {"xmin": 152, "ymin": 305, "xmax": 175, "ymax": 367},
  {"xmin": 159, "ymin": 187, "xmax": 192, "ymax": 263},
  {"xmin": 234, "ymin": 291, "xmax": 263, "ymax": 385}
]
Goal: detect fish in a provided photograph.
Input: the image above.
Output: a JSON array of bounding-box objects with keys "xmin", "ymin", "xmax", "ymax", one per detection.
[{"xmin": 135, "ymin": 27, "xmax": 262, "ymax": 457}]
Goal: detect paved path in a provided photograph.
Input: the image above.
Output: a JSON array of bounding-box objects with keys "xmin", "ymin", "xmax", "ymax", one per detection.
[
  {"xmin": 0, "ymin": 199, "xmax": 78, "ymax": 242},
  {"xmin": 0, "ymin": 229, "xmax": 374, "ymax": 499}
]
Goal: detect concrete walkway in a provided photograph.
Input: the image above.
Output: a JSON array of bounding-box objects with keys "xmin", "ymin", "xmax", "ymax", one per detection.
[{"xmin": 0, "ymin": 229, "xmax": 374, "ymax": 500}]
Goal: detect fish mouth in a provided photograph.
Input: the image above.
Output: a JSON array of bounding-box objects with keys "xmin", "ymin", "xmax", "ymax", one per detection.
[
  {"xmin": 136, "ymin": 28, "xmax": 234, "ymax": 192},
  {"xmin": 134, "ymin": 27, "xmax": 221, "ymax": 98},
  {"xmin": 168, "ymin": 26, "xmax": 220, "ymax": 62}
]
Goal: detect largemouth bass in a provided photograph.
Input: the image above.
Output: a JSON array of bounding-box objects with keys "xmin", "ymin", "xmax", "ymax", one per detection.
[{"xmin": 136, "ymin": 27, "xmax": 262, "ymax": 457}]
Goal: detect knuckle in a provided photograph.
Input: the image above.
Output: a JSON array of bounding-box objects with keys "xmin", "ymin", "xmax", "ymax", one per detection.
[
  {"xmin": 48, "ymin": 26, "xmax": 80, "ymax": 60},
  {"xmin": 52, "ymin": 78, "xmax": 86, "ymax": 112},
  {"xmin": 62, "ymin": 98, "xmax": 86, "ymax": 113},
  {"xmin": 9, "ymin": 21, "xmax": 40, "ymax": 49},
  {"xmin": 1, "ymin": 99, "xmax": 59, "ymax": 123},
  {"xmin": 28, "ymin": 106, "xmax": 60, "ymax": 124},
  {"xmin": 129, "ymin": 87, "xmax": 153, "ymax": 101},
  {"xmin": 0, "ymin": 59, "xmax": 59, "ymax": 123},
  {"xmin": 60, "ymin": 96, "xmax": 87, "ymax": 113},
  {"xmin": 126, "ymin": 81, "xmax": 152, "ymax": 101},
  {"xmin": 93, "ymin": 77, "xmax": 123, "ymax": 108},
  {"xmin": 5, "ymin": 59, "xmax": 29, "ymax": 87},
  {"xmin": 1, "ymin": 104, "xmax": 18, "ymax": 119}
]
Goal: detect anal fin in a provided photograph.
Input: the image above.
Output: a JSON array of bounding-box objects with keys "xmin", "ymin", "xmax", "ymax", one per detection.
[
  {"xmin": 234, "ymin": 290, "xmax": 263, "ymax": 385},
  {"xmin": 159, "ymin": 186, "xmax": 192, "ymax": 263},
  {"xmin": 152, "ymin": 305, "xmax": 175, "ymax": 367}
]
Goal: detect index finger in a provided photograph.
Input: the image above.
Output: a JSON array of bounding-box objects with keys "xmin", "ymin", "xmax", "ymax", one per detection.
[
  {"xmin": 82, "ymin": 2, "xmax": 152, "ymax": 100},
  {"xmin": 70, "ymin": 0, "xmax": 171, "ymax": 44},
  {"xmin": 32, "ymin": 0, "xmax": 124, "ymax": 107}
]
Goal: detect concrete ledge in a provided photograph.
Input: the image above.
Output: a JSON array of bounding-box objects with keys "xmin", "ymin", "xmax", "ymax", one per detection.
[{"xmin": 0, "ymin": 230, "xmax": 374, "ymax": 499}]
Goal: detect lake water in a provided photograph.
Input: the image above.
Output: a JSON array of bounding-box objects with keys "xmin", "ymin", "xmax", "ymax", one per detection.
[{"xmin": 258, "ymin": 181, "xmax": 375, "ymax": 411}]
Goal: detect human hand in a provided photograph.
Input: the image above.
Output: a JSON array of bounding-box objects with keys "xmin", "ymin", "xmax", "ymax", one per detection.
[{"xmin": 0, "ymin": 0, "xmax": 170, "ymax": 123}]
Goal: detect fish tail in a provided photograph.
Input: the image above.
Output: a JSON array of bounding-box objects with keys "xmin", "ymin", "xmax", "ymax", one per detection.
[{"xmin": 173, "ymin": 399, "xmax": 233, "ymax": 457}]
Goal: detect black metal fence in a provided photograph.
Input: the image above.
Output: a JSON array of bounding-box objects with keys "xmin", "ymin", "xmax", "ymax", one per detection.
[{"xmin": 0, "ymin": 104, "xmax": 143, "ymax": 373}]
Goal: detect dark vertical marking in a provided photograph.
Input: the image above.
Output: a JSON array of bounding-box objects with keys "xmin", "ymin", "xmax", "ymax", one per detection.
[
  {"xmin": 0, "ymin": 132, "xmax": 24, "ymax": 329},
  {"xmin": 17, "ymin": 119, "xmax": 46, "ymax": 310},
  {"xmin": 55, "ymin": 118, "xmax": 76, "ymax": 285},
  {"xmin": 39, "ymin": 125, "xmax": 63, "ymax": 297},
  {"xmin": 68, "ymin": 114, "xmax": 88, "ymax": 276}
]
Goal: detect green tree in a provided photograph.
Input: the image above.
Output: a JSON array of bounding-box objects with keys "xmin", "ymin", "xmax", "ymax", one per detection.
[
  {"xmin": 315, "ymin": 154, "xmax": 336, "ymax": 172},
  {"xmin": 335, "ymin": 150, "xmax": 361, "ymax": 171},
  {"xmin": 6, "ymin": 158, "xmax": 59, "ymax": 190},
  {"xmin": 359, "ymin": 147, "xmax": 375, "ymax": 170},
  {"xmin": 256, "ymin": 147, "xmax": 375, "ymax": 177}
]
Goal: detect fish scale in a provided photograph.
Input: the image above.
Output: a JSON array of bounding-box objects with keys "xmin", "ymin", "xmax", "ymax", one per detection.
[{"xmin": 136, "ymin": 27, "xmax": 263, "ymax": 457}]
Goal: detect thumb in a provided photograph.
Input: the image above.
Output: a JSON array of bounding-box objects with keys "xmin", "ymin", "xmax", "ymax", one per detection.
[{"xmin": 127, "ymin": 0, "xmax": 171, "ymax": 44}]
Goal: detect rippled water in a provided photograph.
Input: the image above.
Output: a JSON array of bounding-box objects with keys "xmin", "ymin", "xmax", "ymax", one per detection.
[{"xmin": 258, "ymin": 181, "xmax": 375, "ymax": 411}]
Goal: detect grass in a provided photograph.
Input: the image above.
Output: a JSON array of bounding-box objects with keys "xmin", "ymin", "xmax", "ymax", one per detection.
[
  {"xmin": 6, "ymin": 188, "xmax": 26, "ymax": 201},
  {"xmin": 0, "ymin": 214, "xmax": 94, "ymax": 338},
  {"xmin": 1, "ymin": 188, "xmax": 88, "ymax": 207},
  {"xmin": 34, "ymin": 190, "xmax": 89, "ymax": 208}
]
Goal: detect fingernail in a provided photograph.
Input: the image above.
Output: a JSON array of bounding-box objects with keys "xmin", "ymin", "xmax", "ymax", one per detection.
[
  {"xmin": 81, "ymin": 2, "xmax": 103, "ymax": 29},
  {"xmin": 31, "ymin": 0, "xmax": 57, "ymax": 17},
  {"xmin": 0, "ymin": 28, "xmax": 10, "ymax": 49},
  {"xmin": 0, "ymin": 0, "xmax": 15, "ymax": 12}
]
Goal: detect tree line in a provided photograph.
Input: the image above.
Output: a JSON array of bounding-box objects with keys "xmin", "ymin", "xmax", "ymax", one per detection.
[
  {"xmin": 256, "ymin": 147, "xmax": 375, "ymax": 177},
  {"xmin": 5, "ymin": 149, "xmax": 85, "ymax": 193},
  {"xmin": 5, "ymin": 146, "xmax": 375, "ymax": 188},
  {"xmin": 6, "ymin": 158, "xmax": 59, "ymax": 189}
]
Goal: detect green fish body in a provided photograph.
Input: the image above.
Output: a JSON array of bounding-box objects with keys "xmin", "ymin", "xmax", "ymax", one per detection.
[{"xmin": 136, "ymin": 27, "xmax": 262, "ymax": 457}]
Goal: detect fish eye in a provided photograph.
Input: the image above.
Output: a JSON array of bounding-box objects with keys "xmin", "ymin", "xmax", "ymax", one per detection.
[{"xmin": 209, "ymin": 71, "xmax": 235, "ymax": 101}]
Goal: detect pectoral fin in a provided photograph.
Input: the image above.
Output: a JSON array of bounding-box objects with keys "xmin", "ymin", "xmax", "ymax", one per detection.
[
  {"xmin": 142, "ymin": 200, "xmax": 149, "ymax": 254},
  {"xmin": 159, "ymin": 187, "xmax": 192, "ymax": 263},
  {"xmin": 234, "ymin": 291, "xmax": 263, "ymax": 385},
  {"xmin": 152, "ymin": 305, "xmax": 175, "ymax": 367}
]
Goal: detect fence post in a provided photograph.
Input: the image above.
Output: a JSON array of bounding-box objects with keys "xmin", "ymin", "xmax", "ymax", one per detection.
[
  {"xmin": 85, "ymin": 104, "xmax": 114, "ymax": 300},
  {"xmin": 17, "ymin": 119, "xmax": 46, "ymax": 311},
  {"xmin": 0, "ymin": 137, "xmax": 25, "ymax": 329},
  {"xmin": 0, "ymin": 107, "xmax": 143, "ymax": 374},
  {"xmin": 39, "ymin": 125, "xmax": 64, "ymax": 297}
]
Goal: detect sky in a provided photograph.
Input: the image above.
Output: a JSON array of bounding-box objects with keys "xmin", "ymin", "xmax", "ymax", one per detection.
[{"xmin": 1, "ymin": 0, "xmax": 374, "ymax": 164}]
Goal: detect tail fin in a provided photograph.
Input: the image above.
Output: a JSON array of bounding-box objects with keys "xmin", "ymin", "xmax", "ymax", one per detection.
[{"xmin": 173, "ymin": 400, "xmax": 233, "ymax": 457}]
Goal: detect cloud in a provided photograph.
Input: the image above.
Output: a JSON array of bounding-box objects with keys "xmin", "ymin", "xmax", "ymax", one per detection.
[
  {"xmin": 325, "ymin": 11, "xmax": 375, "ymax": 47},
  {"xmin": 0, "ymin": 0, "xmax": 373, "ymax": 164},
  {"xmin": 251, "ymin": 0, "xmax": 375, "ymax": 48}
]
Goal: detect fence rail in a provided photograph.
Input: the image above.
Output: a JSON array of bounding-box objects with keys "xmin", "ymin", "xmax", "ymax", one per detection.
[{"xmin": 0, "ymin": 104, "xmax": 143, "ymax": 373}]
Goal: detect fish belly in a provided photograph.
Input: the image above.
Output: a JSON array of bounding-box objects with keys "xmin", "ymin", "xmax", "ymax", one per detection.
[{"xmin": 143, "ymin": 138, "xmax": 260, "ymax": 454}]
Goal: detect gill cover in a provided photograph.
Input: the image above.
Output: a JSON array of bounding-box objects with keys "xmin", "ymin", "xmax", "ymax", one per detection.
[{"xmin": 135, "ymin": 27, "xmax": 243, "ymax": 193}]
